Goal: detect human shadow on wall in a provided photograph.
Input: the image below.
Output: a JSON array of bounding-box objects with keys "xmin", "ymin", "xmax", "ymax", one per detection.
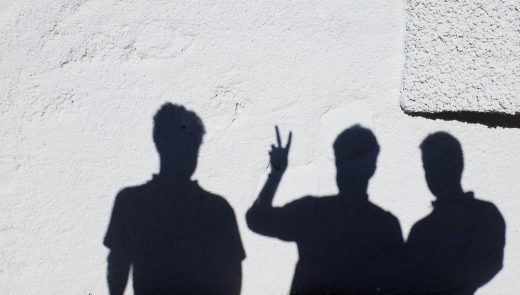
[
  {"xmin": 246, "ymin": 125, "xmax": 405, "ymax": 295},
  {"xmin": 391, "ymin": 132, "xmax": 506, "ymax": 295},
  {"xmin": 104, "ymin": 103, "xmax": 245, "ymax": 295}
]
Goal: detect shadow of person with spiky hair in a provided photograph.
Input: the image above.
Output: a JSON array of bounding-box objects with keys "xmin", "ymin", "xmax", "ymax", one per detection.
[{"xmin": 104, "ymin": 103, "xmax": 245, "ymax": 295}]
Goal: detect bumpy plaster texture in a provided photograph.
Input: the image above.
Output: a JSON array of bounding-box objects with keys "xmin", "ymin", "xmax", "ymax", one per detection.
[
  {"xmin": 1, "ymin": 1, "xmax": 520, "ymax": 295},
  {"xmin": 402, "ymin": 0, "xmax": 520, "ymax": 114}
]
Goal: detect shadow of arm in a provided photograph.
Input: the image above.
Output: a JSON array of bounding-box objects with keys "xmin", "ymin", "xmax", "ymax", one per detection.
[
  {"xmin": 246, "ymin": 173, "xmax": 312, "ymax": 241},
  {"xmin": 107, "ymin": 250, "xmax": 130, "ymax": 295},
  {"xmin": 104, "ymin": 189, "xmax": 133, "ymax": 295},
  {"xmin": 246, "ymin": 171, "xmax": 285, "ymax": 237}
]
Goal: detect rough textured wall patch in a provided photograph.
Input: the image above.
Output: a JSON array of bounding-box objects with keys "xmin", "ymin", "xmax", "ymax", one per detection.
[{"xmin": 401, "ymin": 0, "xmax": 520, "ymax": 114}]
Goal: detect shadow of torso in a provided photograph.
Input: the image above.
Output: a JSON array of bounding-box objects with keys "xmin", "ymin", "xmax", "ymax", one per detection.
[
  {"xmin": 406, "ymin": 193, "xmax": 505, "ymax": 295},
  {"xmin": 105, "ymin": 177, "xmax": 245, "ymax": 295},
  {"xmin": 247, "ymin": 195, "xmax": 403, "ymax": 295}
]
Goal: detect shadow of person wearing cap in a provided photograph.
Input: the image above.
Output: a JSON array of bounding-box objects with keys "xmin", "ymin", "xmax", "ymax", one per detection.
[
  {"xmin": 246, "ymin": 125, "xmax": 404, "ymax": 295},
  {"xmin": 104, "ymin": 103, "xmax": 245, "ymax": 295},
  {"xmin": 403, "ymin": 132, "xmax": 505, "ymax": 295}
]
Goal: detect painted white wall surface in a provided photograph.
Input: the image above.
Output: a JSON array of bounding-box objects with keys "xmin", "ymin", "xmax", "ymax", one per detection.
[{"xmin": 0, "ymin": 1, "xmax": 518, "ymax": 294}]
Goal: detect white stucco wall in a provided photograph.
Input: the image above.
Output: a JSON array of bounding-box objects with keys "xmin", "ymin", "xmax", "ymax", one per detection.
[
  {"xmin": 401, "ymin": 0, "xmax": 520, "ymax": 114},
  {"xmin": 0, "ymin": 1, "xmax": 518, "ymax": 294}
]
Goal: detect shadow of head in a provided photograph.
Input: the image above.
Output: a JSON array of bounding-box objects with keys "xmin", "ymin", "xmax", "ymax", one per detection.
[
  {"xmin": 333, "ymin": 125, "xmax": 379, "ymax": 195},
  {"xmin": 420, "ymin": 132, "xmax": 464, "ymax": 199},
  {"xmin": 153, "ymin": 103, "xmax": 205, "ymax": 178}
]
